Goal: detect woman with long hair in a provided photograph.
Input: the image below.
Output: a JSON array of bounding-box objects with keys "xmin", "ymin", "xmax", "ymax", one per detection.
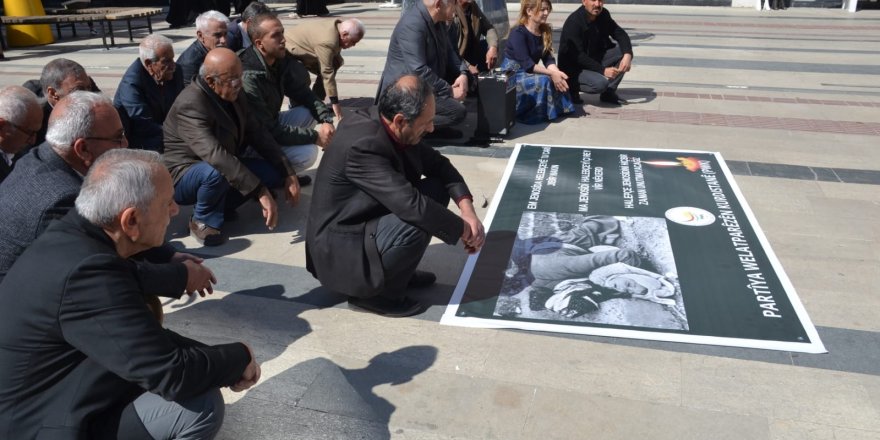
[{"xmin": 500, "ymin": 0, "xmax": 575, "ymax": 124}]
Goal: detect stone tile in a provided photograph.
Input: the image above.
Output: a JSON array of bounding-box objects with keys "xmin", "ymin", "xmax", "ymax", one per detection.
[
  {"xmin": 797, "ymin": 288, "xmax": 880, "ymax": 333},
  {"xmin": 480, "ymin": 331, "xmax": 684, "ymax": 405},
  {"xmin": 817, "ymin": 181, "xmax": 880, "ymax": 203},
  {"xmin": 768, "ymin": 419, "xmax": 835, "ymax": 440},
  {"xmin": 790, "ymin": 327, "xmax": 880, "ymax": 376},
  {"xmin": 681, "ymin": 357, "xmax": 880, "ymax": 431},
  {"xmin": 834, "ymin": 168, "xmax": 880, "ymax": 185},
  {"xmin": 725, "ymin": 160, "xmax": 751, "ymax": 176},
  {"xmin": 521, "ymin": 387, "xmax": 770, "ymax": 440},
  {"xmin": 748, "ymin": 162, "xmax": 819, "ymax": 181}
]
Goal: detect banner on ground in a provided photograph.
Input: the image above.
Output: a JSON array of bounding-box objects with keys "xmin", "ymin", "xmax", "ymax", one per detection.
[{"xmin": 441, "ymin": 144, "xmax": 826, "ymax": 353}]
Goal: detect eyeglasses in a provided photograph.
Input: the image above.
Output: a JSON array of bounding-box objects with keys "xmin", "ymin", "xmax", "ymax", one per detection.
[
  {"xmin": 7, "ymin": 121, "xmax": 39, "ymax": 139},
  {"xmin": 86, "ymin": 131, "xmax": 127, "ymax": 147},
  {"xmin": 216, "ymin": 76, "xmax": 242, "ymax": 88}
]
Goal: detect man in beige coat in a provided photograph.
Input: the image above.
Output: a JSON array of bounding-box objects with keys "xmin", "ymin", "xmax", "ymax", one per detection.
[{"xmin": 285, "ymin": 18, "xmax": 365, "ymax": 121}]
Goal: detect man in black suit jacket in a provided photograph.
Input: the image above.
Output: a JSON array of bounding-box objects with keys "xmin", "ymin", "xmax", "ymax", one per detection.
[
  {"xmin": 0, "ymin": 85, "xmax": 42, "ymax": 182},
  {"xmin": 0, "ymin": 149, "xmax": 260, "ymax": 439},
  {"xmin": 306, "ymin": 74, "xmax": 485, "ymax": 317}
]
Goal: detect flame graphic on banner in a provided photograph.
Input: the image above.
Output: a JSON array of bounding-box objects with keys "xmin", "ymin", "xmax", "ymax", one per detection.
[{"xmin": 642, "ymin": 157, "xmax": 702, "ymax": 172}]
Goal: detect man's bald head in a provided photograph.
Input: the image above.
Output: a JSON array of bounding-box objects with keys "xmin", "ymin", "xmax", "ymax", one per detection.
[
  {"xmin": 200, "ymin": 48, "xmax": 240, "ymax": 78},
  {"xmin": 200, "ymin": 48, "xmax": 244, "ymax": 102}
]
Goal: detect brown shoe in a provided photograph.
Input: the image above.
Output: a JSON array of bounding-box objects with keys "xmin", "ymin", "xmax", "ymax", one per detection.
[{"xmin": 189, "ymin": 218, "xmax": 227, "ymax": 246}]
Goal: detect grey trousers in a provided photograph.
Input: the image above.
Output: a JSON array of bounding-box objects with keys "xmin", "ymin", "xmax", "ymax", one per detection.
[
  {"xmin": 130, "ymin": 389, "xmax": 225, "ymax": 440},
  {"xmin": 374, "ymin": 177, "xmax": 450, "ymax": 296},
  {"xmin": 572, "ymin": 46, "xmax": 626, "ymax": 95}
]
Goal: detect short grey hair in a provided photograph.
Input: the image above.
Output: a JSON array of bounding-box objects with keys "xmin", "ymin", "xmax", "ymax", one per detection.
[
  {"xmin": 196, "ymin": 10, "xmax": 230, "ymax": 32},
  {"xmin": 45, "ymin": 91, "xmax": 113, "ymax": 154},
  {"xmin": 341, "ymin": 18, "xmax": 365, "ymax": 39},
  {"xmin": 76, "ymin": 149, "xmax": 163, "ymax": 228},
  {"xmin": 139, "ymin": 34, "xmax": 174, "ymax": 63},
  {"xmin": 241, "ymin": 1, "xmax": 272, "ymax": 22},
  {"xmin": 39, "ymin": 58, "xmax": 87, "ymax": 92},
  {"xmin": 0, "ymin": 86, "xmax": 40, "ymax": 125},
  {"xmin": 378, "ymin": 74, "xmax": 434, "ymax": 122}
]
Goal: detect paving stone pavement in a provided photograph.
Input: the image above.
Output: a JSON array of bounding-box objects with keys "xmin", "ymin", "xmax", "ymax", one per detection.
[{"xmin": 1, "ymin": 3, "xmax": 879, "ymax": 439}]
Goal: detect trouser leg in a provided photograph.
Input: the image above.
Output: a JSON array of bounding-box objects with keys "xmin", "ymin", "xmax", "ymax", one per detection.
[
  {"xmin": 173, "ymin": 162, "xmax": 230, "ymax": 229},
  {"xmin": 576, "ymin": 46, "xmax": 626, "ymax": 95},
  {"xmin": 223, "ymin": 158, "xmax": 286, "ymax": 210},
  {"xmin": 132, "ymin": 389, "xmax": 225, "ymax": 440},
  {"xmin": 278, "ymin": 107, "xmax": 320, "ymax": 172},
  {"xmin": 374, "ymin": 178, "xmax": 451, "ymax": 295},
  {"xmin": 432, "ymin": 94, "xmax": 467, "ymax": 128}
]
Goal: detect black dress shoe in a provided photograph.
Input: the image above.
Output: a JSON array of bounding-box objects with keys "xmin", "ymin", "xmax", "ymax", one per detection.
[
  {"xmin": 347, "ymin": 295, "xmax": 423, "ymax": 318},
  {"xmin": 571, "ymin": 94, "xmax": 584, "ymax": 104},
  {"xmin": 407, "ymin": 270, "xmax": 437, "ymax": 289},
  {"xmin": 297, "ymin": 175, "xmax": 312, "ymax": 186},
  {"xmin": 599, "ymin": 90, "xmax": 625, "ymax": 106}
]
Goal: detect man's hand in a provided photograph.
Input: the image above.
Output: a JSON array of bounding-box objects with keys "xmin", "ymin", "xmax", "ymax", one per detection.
[
  {"xmin": 604, "ymin": 66, "xmax": 620, "ymax": 79},
  {"xmin": 181, "ymin": 260, "xmax": 217, "ymax": 297},
  {"xmin": 458, "ymin": 198, "xmax": 485, "ymax": 254},
  {"xmin": 316, "ymin": 122, "xmax": 335, "ymax": 148},
  {"xmin": 284, "ymin": 175, "xmax": 301, "ymax": 207},
  {"xmin": 257, "ymin": 187, "xmax": 278, "ymax": 231},
  {"xmin": 467, "ymin": 64, "xmax": 479, "ymax": 75},
  {"xmin": 486, "ymin": 46, "xmax": 499, "ymax": 70},
  {"xmin": 617, "ymin": 53, "xmax": 633, "ymax": 73},
  {"xmin": 170, "ymin": 252, "xmax": 202, "ymax": 265},
  {"xmin": 331, "ymin": 103, "xmax": 344, "ymax": 122},
  {"xmin": 230, "ymin": 343, "xmax": 261, "ymax": 392},
  {"xmin": 451, "ymin": 74, "xmax": 468, "ymax": 101}
]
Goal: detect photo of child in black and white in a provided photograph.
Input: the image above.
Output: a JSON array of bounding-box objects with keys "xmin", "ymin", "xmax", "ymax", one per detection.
[{"xmin": 494, "ymin": 213, "xmax": 688, "ymax": 331}]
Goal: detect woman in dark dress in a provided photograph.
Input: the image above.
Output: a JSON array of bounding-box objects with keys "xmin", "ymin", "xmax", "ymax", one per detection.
[
  {"xmin": 501, "ymin": 0, "xmax": 574, "ymax": 124},
  {"xmin": 291, "ymin": 0, "xmax": 329, "ymax": 18}
]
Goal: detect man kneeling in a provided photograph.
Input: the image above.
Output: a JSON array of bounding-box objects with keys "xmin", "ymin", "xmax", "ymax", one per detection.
[
  {"xmin": 0, "ymin": 149, "xmax": 260, "ymax": 439},
  {"xmin": 306, "ymin": 74, "xmax": 485, "ymax": 317}
]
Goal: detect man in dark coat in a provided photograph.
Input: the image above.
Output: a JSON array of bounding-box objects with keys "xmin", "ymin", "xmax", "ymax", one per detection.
[
  {"xmin": 448, "ymin": 0, "xmax": 499, "ymax": 75},
  {"xmin": 0, "ymin": 149, "xmax": 259, "ymax": 439},
  {"xmin": 114, "ymin": 34, "xmax": 185, "ymax": 152},
  {"xmin": 306, "ymin": 74, "xmax": 485, "ymax": 317},
  {"xmin": 226, "ymin": 1, "xmax": 271, "ymax": 52},
  {"xmin": 177, "ymin": 10, "xmax": 230, "ymax": 86},
  {"xmin": 377, "ymin": 0, "xmax": 469, "ymax": 129},
  {"xmin": 558, "ymin": 0, "xmax": 633, "ymax": 105},
  {"xmin": 22, "ymin": 58, "xmax": 94, "ymax": 147},
  {"xmin": 164, "ymin": 48, "xmax": 301, "ymax": 247}
]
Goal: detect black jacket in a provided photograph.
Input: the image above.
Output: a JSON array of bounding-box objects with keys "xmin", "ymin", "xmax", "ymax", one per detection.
[
  {"xmin": 558, "ymin": 7, "xmax": 633, "ymax": 76},
  {"xmin": 176, "ymin": 40, "xmax": 209, "ymax": 86},
  {"xmin": 0, "ymin": 211, "xmax": 251, "ymax": 439},
  {"xmin": 305, "ymin": 107, "xmax": 470, "ymax": 297},
  {"xmin": 113, "ymin": 58, "xmax": 185, "ymax": 152}
]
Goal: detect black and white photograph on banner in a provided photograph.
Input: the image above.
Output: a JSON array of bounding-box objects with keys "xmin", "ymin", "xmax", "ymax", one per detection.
[
  {"xmin": 441, "ymin": 144, "xmax": 826, "ymax": 353},
  {"xmin": 496, "ymin": 212, "xmax": 688, "ymax": 331}
]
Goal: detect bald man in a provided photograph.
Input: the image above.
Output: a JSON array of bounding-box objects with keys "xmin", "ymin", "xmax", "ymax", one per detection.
[
  {"xmin": 0, "ymin": 86, "xmax": 42, "ymax": 182},
  {"xmin": 285, "ymin": 18, "xmax": 365, "ymax": 121},
  {"xmin": 164, "ymin": 48, "xmax": 301, "ymax": 247}
]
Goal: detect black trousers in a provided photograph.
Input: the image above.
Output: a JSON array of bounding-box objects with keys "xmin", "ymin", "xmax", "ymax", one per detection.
[
  {"xmin": 374, "ymin": 177, "xmax": 450, "ymax": 296},
  {"xmin": 433, "ymin": 94, "xmax": 467, "ymax": 129}
]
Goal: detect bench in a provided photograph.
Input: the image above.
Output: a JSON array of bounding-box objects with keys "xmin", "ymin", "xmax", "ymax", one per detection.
[{"xmin": 0, "ymin": 7, "xmax": 163, "ymax": 50}]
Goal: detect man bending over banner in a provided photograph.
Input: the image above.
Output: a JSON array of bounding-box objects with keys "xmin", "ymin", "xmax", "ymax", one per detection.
[{"xmin": 306, "ymin": 74, "xmax": 485, "ymax": 318}]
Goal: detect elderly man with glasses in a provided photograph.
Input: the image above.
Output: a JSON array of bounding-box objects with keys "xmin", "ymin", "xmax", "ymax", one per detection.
[
  {"xmin": 0, "ymin": 91, "xmax": 216, "ymax": 305},
  {"xmin": 114, "ymin": 34, "xmax": 185, "ymax": 153},
  {"xmin": 0, "ymin": 86, "xmax": 42, "ymax": 182},
  {"xmin": 164, "ymin": 48, "xmax": 302, "ymax": 247}
]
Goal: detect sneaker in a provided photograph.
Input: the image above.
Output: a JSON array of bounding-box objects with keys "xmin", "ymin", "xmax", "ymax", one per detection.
[
  {"xmin": 347, "ymin": 295, "xmax": 423, "ymax": 318},
  {"xmin": 189, "ymin": 218, "xmax": 227, "ymax": 246},
  {"xmin": 599, "ymin": 90, "xmax": 625, "ymax": 106},
  {"xmin": 407, "ymin": 270, "xmax": 437, "ymax": 289}
]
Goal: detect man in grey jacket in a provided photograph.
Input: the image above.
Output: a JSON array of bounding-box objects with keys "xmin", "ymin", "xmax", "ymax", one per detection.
[{"xmin": 378, "ymin": 0, "xmax": 468, "ymax": 129}]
